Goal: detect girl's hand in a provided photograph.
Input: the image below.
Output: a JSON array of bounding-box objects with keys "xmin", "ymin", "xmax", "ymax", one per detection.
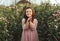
[
  {"xmin": 27, "ymin": 18, "xmax": 30, "ymax": 22},
  {"xmin": 27, "ymin": 17, "xmax": 32, "ymax": 22}
]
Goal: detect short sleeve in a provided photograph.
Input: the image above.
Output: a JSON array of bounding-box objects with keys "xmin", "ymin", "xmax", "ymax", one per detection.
[
  {"xmin": 30, "ymin": 19, "xmax": 38, "ymax": 30},
  {"xmin": 33, "ymin": 19, "xmax": 38, "ymax": 29},
  {"xmin": 22, "ymin": 18, "xmax": 26, "ymax": 30}
]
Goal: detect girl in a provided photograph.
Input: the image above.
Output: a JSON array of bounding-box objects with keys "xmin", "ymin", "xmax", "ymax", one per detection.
[{"xmin": 21, "ymin": 7, "xmax": 39, "ymax": 41}]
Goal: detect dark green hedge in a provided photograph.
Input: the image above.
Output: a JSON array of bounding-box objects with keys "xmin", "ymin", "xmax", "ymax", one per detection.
[{"xmin": 0, "ymin": 3, "xmax": 60, "ymax": 41}]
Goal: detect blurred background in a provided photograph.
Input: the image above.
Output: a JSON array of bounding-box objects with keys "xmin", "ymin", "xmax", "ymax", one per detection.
[{"xmin": 0, "ymin": 0, "xmax": 60, "ymax": 41}]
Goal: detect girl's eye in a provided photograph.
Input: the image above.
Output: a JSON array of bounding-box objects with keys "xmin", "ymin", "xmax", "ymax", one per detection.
[
  {"xmin": 30, "ymin": 11, "xmax": 31, "ymax": 12},
  {"xmin": 26, "ymin": 11, "xmax": 28, "ymax": 12},
  {"xmin": 30, "ymin": 11, "xmax": 32, "ymax": 12}
]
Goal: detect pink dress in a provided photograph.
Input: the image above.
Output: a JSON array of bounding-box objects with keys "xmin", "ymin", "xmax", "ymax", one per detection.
[{"xmin": 21, "ymin": 18, "xmax": 39, "ymax": 41}]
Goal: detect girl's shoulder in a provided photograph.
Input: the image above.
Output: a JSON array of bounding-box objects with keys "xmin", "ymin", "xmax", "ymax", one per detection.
[
  {"xmin": 22, "ymin": 18, "xmax": 25, "ymax": 22},
  {"xmin": 34, "ymin": 18, "xmax": 38, "ymax": 23},
  {"xmin": 34, "ymin": 18, "xmax": 38, "ymax": 21}
]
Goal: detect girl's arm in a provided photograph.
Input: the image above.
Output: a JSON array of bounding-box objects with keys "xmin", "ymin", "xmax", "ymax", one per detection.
[
  {"xmin": 22, "ymin": 18, "xmax": 29, "ymax": 30},
  {"xmin": 30, "ymin": 19, "xmax": 38, "ymax": 30}
]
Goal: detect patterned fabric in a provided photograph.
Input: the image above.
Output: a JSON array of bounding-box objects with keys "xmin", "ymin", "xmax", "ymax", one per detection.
[{"xmin": 21, "ymin": 18, "xmax": 39, "ymax": 41}]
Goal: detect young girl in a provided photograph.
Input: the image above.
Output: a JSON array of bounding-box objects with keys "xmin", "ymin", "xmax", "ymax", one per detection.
[{"xmin": 21, "ymin": 7, "xmax": 39, "ymax": 41}]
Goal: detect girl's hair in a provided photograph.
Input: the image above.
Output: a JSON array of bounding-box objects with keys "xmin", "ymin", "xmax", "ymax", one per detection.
[{"xmin": 23, "ymin": 7, "xmax": 36, "ymax": 23}]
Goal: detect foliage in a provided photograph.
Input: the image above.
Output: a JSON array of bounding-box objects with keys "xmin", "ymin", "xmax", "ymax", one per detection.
[{"xmin": 0, "ymin": 3, "xmax": 60, "ymax": 41}]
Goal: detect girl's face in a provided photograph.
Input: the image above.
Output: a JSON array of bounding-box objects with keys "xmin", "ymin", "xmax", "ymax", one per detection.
[{"xmin": 26, "ymin": 8, "xmax": 32, "ymax": 18}]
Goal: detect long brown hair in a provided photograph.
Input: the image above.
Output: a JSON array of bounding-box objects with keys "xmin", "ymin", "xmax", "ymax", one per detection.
[{"xmin": 23, "ymin": 7, "xmax": 36, "ymax": 23}]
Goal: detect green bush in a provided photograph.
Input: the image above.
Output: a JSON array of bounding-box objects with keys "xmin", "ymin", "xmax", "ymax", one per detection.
[{"xmin": 0, "ymin": 3, "xmax": 60, "ymax": 41}]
